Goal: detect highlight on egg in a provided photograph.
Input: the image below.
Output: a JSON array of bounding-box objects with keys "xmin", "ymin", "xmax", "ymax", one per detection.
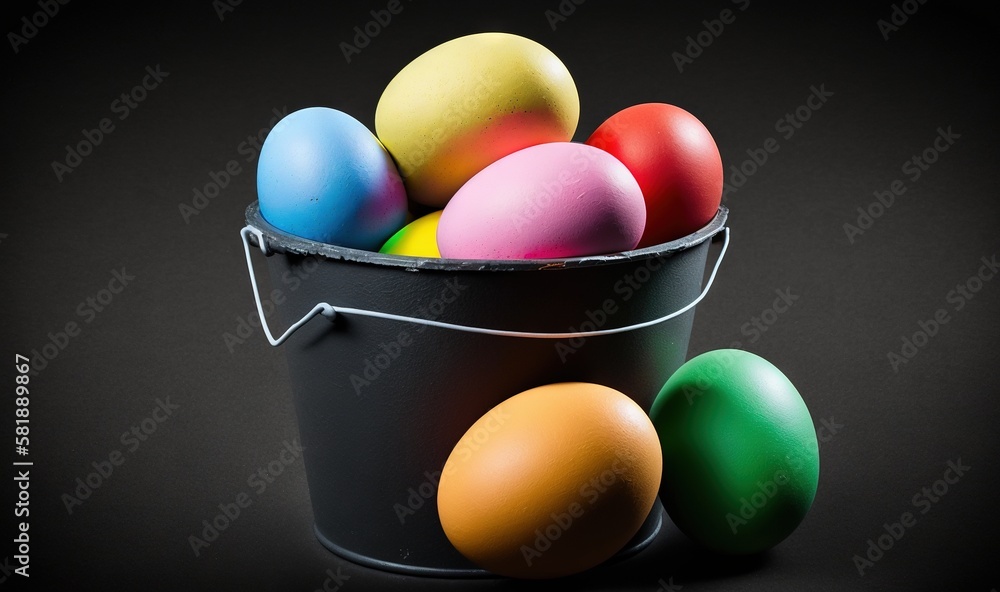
[
  {"xmin": 436, "ymin": 142, "xmax": 646, "ymax": 260},
  {"xmin": 437, "ymin": 382, "xmax": 662, "ymax": 579},
  {"xmin": 375, "ymin": 32, "xmax": 580, "ymax": 208}
]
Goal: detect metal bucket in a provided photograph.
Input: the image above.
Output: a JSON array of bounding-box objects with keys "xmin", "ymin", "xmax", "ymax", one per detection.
[{"xmin": 238, "ymin": 201, "xmax": 729, "ymax": 577}]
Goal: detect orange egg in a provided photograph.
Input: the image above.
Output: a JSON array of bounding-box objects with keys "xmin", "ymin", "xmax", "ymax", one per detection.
[{"xmin": 437, "ymin": 382, "xmax": 662, "ymax": 579}]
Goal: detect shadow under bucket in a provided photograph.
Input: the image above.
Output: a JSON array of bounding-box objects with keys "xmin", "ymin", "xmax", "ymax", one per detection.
[{"xmin": 239, "ymin": 202, "xmax": 730, "ymax": 578}]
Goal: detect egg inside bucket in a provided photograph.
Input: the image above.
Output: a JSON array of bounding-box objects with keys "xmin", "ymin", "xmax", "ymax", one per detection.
[
  {"xmin": 437, "ymin": 142, "xmax": 646, "ymax": 260},
  {"xmin": 437, "ymin": 382, "xmax": 662, "ymax": 579},
  {"xmin": 379, "ymin": 210, "xmax": 442, "ymax": 257},
  {"xmin": 257, "ymin": 106, "xmax": 408, "ymax": 250},
  {"xmin": 375, "ymin": 31, "xmax": 580, "ymax": 207}
]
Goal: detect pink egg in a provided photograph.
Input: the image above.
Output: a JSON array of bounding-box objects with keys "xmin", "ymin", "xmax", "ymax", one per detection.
[{"xmin": 437, "ymin": 142, "xmax": 646, "ymax": 260}]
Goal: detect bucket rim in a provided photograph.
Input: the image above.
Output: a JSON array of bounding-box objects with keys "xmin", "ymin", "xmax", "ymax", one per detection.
[{"xmin": 244, "ymin": 201, "xmax": 728, "ymax": 272}]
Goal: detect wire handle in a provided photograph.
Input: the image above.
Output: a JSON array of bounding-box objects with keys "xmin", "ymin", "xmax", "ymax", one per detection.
[{"xmin": 240, "ymin": 225, "xmax": 730, "ymax": 346}]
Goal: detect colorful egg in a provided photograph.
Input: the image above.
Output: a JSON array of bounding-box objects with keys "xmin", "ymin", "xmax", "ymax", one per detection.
[
  {"xmin": 437, "ymin": 382, "xmax": 662, "ymax": 579},
  {"xmin": 257, "ymin": 107, "xmax": 407, "ymax": 250},
  {"xmin": 649, "ymin": 349, "xmax": 820, "ymax": 554},
  {"xmin": 375, "ymin": 32, "xmax": 580, "ymax": 207},
  {"xmin": 436, "ymin": 142, "xmax": 646, "ymax": 260},
  {"xmin": 586, "ymin": 103, "xmax": 723, "ymax": 247},
  {"xmin": 379, "ymin": 211, "xmax": 442, "ymax": 257}
]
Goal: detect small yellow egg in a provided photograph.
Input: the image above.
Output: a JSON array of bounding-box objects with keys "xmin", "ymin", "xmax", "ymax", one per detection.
[{"xmin": 378, "ymin": 211, "xmax": 442, "ymax": 257}]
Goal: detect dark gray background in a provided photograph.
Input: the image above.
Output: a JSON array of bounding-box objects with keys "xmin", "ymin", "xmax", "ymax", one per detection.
[{"xmin": 2, "ymin": 1, "xmax": 998, "ymax": 590}]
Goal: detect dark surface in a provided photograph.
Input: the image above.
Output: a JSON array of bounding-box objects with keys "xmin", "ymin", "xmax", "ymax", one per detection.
[{"xmin": 1, "ymin": 1, "xmax": 998, "ymax": 590}]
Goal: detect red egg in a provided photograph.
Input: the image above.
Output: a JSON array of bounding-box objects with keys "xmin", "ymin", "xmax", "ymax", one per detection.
[{"xmin": 586, "ymin": 103, "xmax": 723, "ymax": 247}]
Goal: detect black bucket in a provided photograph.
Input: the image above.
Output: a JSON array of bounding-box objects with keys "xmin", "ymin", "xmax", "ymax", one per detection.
[{"xmin": 239, "ymin": 202, "xmax": 729, "ymax": 577}]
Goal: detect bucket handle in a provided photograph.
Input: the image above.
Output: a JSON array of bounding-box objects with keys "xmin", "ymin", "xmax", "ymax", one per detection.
[{"xmin": 240, "ymin": 225, "xmax": 730, "ymax": 346}]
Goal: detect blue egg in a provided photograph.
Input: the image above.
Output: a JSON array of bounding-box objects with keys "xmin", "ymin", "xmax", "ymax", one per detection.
[{"xmin": 257, "ymin": 107, "xmax": 408, "ymax": 250}]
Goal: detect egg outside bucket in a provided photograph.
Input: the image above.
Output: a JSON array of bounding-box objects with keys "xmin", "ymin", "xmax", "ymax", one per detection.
[{"xmin": 239, "ymin": 202, "xmax": 729, "ymax": 578}]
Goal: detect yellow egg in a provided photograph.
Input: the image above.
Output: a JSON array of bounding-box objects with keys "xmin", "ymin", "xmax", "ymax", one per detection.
[
  {"xmin": 375, "ymin": 32, "xmax": 580, "ymax": 208},
  {"xmin": 437, "ymin": 382, "xmax": 662, "ymax": 579},
  {"xmin": 378, "ymin": 210, "xmax": 442, "ymax": 257}
]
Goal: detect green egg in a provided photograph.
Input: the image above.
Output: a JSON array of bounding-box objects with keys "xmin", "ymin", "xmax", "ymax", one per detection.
[{"xmin": 649, "ymin": 349, "xmax": 819, "ymax": 554}]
